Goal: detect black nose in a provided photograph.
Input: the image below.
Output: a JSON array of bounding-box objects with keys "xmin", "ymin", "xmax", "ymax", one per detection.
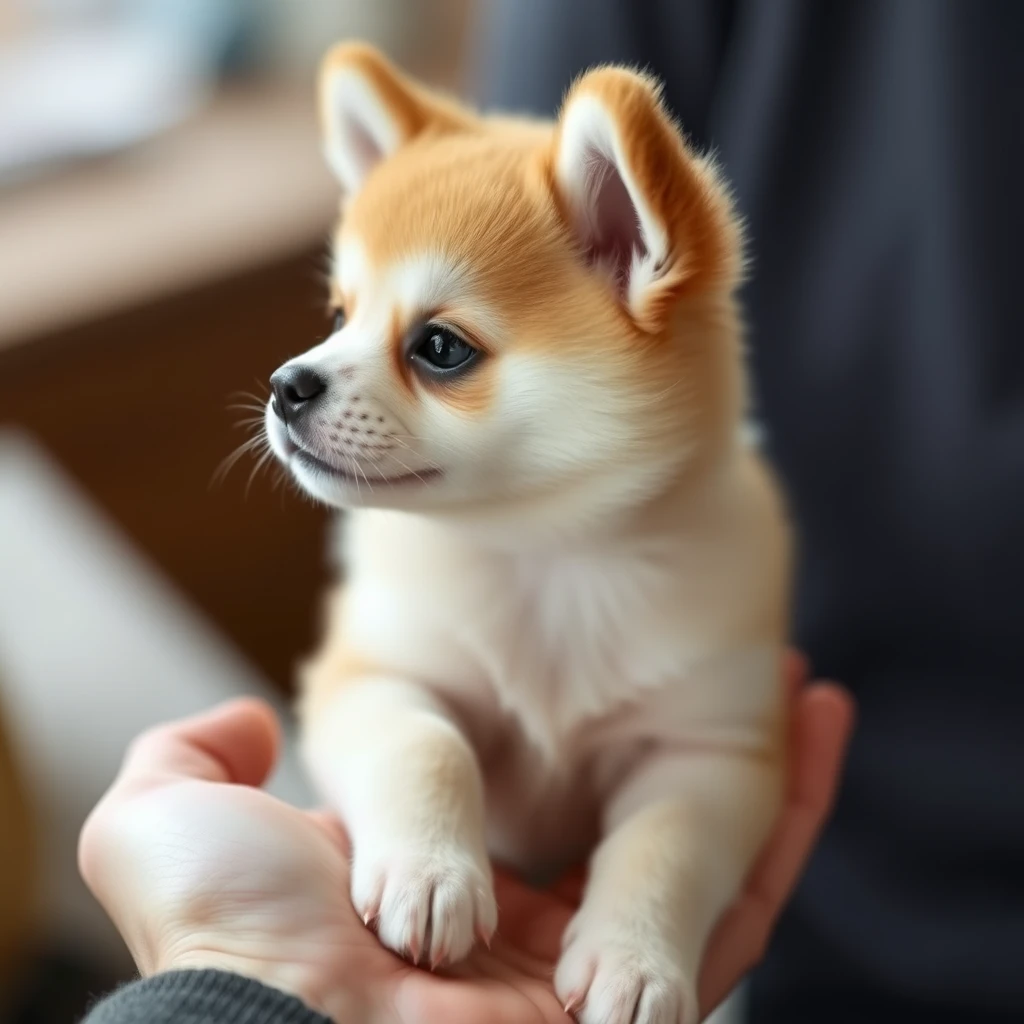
[{"xmin": 269, "ymin": 365, "xmax": 326, "ymax": 424}]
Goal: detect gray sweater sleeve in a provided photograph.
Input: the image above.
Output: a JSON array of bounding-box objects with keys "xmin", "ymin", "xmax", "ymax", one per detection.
[{"xmin": 82, "ymin": 971, "xmax": 334, "ymax": 1024}]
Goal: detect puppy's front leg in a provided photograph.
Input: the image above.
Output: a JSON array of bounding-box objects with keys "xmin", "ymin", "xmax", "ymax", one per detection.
[
  {"xmin": 301, "ymin": 667, "xmax": 495, "ymax": 967},
  {"xmin": 556, "ymin": 748, "xmax": 782, "ymax": 1024}
]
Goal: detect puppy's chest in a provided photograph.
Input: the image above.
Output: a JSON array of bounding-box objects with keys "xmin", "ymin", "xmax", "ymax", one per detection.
[{"xmin": 478, "ymin": 551, "xmax": 690, "ymax": 752}]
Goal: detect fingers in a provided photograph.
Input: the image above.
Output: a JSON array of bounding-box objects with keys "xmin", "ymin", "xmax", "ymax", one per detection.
[
  {"xmin": 789, "ymin": 683, "xmax": 856, "ymax": 812},
  {"xmin": 118, "ymin": 698, "xmax": 281, "ymax": 790},
  {"xmin": 746, "ymin": 681, "xmax": 855, "ymax": 920},
  {"xmin": 698, "ymin": 681, "xmax": 855, "ymax": 1011}
]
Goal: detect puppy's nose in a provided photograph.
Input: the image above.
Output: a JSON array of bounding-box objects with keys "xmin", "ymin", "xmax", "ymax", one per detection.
[{"xmin": 269, "ymin": 365, "xmax": 326, "ymax": 424}]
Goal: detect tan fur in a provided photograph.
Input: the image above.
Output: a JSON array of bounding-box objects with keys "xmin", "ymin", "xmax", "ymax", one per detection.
[
  {"xmin": 266, "ymin": 44, "xmax": 792, "ymax": 1024},
  {"xmin": 319, "ymin": 42, "xmax": 476, "ymax": 156},
  {"xmin": 298, "ymin": 629, "xmax": 377, "ymax": 723},
  {"xmin": 325, "ymin": 67, "xmax": 744, "ymax": 456},
  {"xmin": 550, "ymin": 68, "xmax": 742, "ymax": 328}
]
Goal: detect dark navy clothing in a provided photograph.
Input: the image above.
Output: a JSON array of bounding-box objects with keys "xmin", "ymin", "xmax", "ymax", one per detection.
[{"xmin": 475, "ymin": 2, "xmax": 1024, "ymax": 1020}]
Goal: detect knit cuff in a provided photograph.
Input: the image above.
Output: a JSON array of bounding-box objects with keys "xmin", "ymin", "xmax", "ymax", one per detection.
[{"xmin": 83, "ymin": 970, "xmax": 333, "ymax": 1024}]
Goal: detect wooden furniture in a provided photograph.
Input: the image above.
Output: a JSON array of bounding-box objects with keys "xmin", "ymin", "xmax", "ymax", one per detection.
[{"xmin": 0, "ymin": 87, "xmax": 340, "ymax": 691}]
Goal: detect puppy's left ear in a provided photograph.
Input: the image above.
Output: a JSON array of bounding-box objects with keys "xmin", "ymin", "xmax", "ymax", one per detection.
[{"xmin": 551, "ymin": 67, "xmax": 739, "ymax": 332}]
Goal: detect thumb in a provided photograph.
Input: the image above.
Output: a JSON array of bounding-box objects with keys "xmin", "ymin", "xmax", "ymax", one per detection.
[{"xmin": 116, "ymin": 698, "xmax": 281, "ymax": 790}]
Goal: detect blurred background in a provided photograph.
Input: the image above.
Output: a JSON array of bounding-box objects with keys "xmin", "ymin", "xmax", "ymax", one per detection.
[
  {"xmin": 0, "ymin": 1, "xmax": 477, "ymax": 1021},
  {"xmin": 2, "ymin": 3, "xmax": 1022, "ymax": 1024}
]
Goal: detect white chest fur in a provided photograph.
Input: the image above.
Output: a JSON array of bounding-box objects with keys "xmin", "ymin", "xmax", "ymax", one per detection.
[
  {"xmin": 336, "ymin": 458, "xmax": 785, "ymax": 765},
  {"xmin": 490, "ymin": 544, "xmax": 698, "ymax": 748}
]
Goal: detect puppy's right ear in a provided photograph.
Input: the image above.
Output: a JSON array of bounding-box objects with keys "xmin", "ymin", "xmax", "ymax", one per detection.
[{"xmin": 319, "ymin": 43, "xmax": 472, "ymax": 200}]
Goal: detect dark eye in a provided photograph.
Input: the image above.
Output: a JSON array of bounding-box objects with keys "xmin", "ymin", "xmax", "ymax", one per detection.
[
  {"xmin": 331, "ymin": 308, "xmax": 346, "ymax": 333},
  {"xmin": 411, "ymin": 324, "xmax": 477, "ymax": 373}
]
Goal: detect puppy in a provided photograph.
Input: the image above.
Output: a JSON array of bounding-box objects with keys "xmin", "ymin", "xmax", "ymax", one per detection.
[{"xmin": 264, "ymin": 43, "xmax": 791, "ymax": 1024}]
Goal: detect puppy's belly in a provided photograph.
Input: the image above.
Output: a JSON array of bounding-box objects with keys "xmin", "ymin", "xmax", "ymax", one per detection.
[{"xmin": 481, "ymin": 734, "xmax": 601, "ymax": 876}]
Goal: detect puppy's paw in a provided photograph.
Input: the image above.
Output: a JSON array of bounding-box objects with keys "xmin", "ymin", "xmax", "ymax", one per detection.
[
  {"xmin": 556, "ymin": 916, "xmax": 697, "ymax": 1024},
  {"xmin": 351, "ymin": 840, "xmax": 496, "ymax": 968}
]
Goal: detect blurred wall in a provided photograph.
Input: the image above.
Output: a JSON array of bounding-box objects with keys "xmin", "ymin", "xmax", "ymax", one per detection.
[{"xmin": 0, "ymin": 0, "xmax": 477, "ymax": 691}]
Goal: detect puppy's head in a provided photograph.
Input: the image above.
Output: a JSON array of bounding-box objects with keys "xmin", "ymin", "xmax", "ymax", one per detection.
[{"xmin": 266, "ymin": 43, "xmax": 744, "ymax": 533}]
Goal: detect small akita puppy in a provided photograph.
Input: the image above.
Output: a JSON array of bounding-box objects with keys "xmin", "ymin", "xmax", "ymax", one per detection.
[{"xmin": 264, "ymin": 43, "xmax": 790, "ymax": 1024}]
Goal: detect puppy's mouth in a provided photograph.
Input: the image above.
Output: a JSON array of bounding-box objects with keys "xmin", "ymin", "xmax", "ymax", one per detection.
[
  {"xmin": 293, "ymin": 446, "xmax": 442, "ymax": 487},
  {"xmin": 277, "ymin": 433, "xmax": 442, "ymax": 489}
]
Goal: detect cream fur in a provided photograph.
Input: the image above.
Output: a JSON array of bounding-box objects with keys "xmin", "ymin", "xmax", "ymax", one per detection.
[{"xmin": 266, "ymin": 44, "xmax": 791, "ymax": 1024}]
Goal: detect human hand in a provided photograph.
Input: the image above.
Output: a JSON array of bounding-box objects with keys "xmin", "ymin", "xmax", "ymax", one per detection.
[
  {"xmin": 78, "ymin": 698, "xmax": 584, "ymax": 1023},
  {"xmin": 79, "ymin": 656, "xmax": 852, "ymax": 1023}
]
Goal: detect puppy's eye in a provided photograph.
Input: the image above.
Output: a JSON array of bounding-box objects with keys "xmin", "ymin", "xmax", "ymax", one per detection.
[
  {"xmin": 331, "ymin": 308, "xmax": 346, "ymax": 333},
  {"xmin": 411, "ymin": 324, "xmax": 477, "ymax": 373}
]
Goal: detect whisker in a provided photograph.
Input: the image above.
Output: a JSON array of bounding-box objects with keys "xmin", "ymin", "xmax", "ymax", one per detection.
[
  {"xmin": 385, "ymin": 450, "xmax": 429, "ymax": 486},
  {"xmin": 211, "ymin": 433, "xmax": 265, "ymax": 487},
  {"xmin": 244, "ymin": 447, "xmax": 275, "ymax": 498},
  {"xmin": 359, "ymin": 438, "xmax": 432, "ymax": 488},
  {"xmin": 353, "ymin": 455, "xmax": 374, "ymax": 494},
  {"xmin": 227, "ymin": 402, "xmax": 269, "ymax": 415},
  {"xmin": 341, "ymin": 451, "xmax": 362, "ymax": 501},
  {"xmin": 226, "ymin": 390, "xmax": 269, "ymax": 415}
]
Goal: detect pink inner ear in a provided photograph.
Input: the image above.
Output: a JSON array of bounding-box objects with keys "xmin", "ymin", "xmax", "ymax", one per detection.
[{"xmin": 581, "ymin": 149, "xmax": 647, "ymax": 295}]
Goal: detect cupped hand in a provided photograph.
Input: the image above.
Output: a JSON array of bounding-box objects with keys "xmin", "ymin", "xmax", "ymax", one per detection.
[{"xmin": 79, "ymin": 657, "xmax": 852, "ymax": 1023}]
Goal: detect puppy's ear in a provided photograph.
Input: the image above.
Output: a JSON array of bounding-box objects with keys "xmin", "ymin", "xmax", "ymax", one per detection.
[
  {"xmin": 551, "ymin": 67, "xmax": 739, "ymax": 332},
  {"xmin": 319, "ymin": 43, "xmax": 472, "ymax": 199}
]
